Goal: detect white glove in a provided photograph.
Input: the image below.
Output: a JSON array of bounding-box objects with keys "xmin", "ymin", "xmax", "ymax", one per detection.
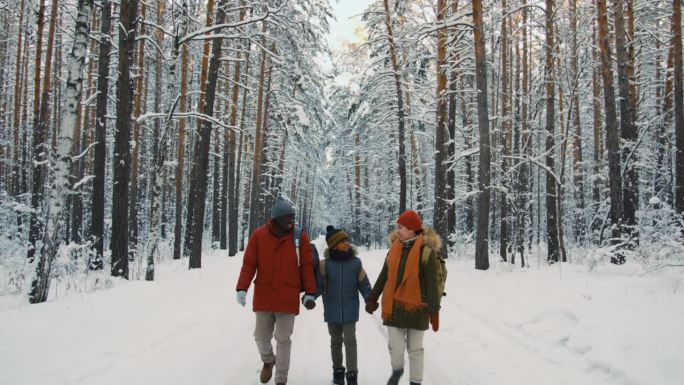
[{"xmin": 236, "ymin": 290, "xmax": 247, "ymax": 307}]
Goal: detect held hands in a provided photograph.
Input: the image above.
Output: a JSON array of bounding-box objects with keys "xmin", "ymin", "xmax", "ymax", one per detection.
[
  {"xmin": 236, "ymin": 290, "xmax": 247, "ymax": 307},
  {"xmin": 429, "ymin": 312, "xmax": 439, "ymax": 332},
  {"xmin": 365, "ymin": 300, "xmax": 379, "ymax": 315},
  {"xmin": 302, "ymin": 294, "xmax": 316, "ymax": 310}
]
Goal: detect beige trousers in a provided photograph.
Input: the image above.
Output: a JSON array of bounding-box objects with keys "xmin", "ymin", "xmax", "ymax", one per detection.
[
  {"xmin": 387, "ymin": 326, "xmax": 425, "ymax": 383},
  {"xmin": 254, "ymin": 311, "xmax": 296, "ymax": 384}
]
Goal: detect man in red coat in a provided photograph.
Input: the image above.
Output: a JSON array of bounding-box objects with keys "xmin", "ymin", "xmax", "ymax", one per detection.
[{"xmin": 236, "ymin": 197, "xmax": 317, "ymax": 385}]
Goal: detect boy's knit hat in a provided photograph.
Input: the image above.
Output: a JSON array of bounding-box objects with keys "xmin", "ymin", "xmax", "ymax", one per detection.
[{"xmin": 326, "ymin": 225, "xmax": 349, "ymax": 249}]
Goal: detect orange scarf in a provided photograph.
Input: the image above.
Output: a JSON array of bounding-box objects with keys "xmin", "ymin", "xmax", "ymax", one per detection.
[{"xmin": 381, "ymin": 235, "xmax": 425, "ymax": 321}]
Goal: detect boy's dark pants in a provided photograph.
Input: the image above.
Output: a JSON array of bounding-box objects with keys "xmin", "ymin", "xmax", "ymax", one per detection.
[{"xmin": 327, "ymin": 322, "xmax": 357, "ymax": 372}]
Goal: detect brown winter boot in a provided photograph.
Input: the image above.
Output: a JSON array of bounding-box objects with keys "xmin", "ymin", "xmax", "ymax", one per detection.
[{"xmin": 260, "ymin": 358, "xmax": 275, "ymax": 383}]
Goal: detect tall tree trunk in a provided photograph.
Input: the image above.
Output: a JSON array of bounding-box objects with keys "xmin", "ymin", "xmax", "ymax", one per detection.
[
  {"xmin": 231, "ymin": 47, "xmax": 249, "ymax": 256},
  {"xmin": 31, "ymin": 0, "xmax": 46, "ymax": 139},
  {"xmin": 433, "ymin": 0, "xmax": 449, "ymax": 256},
  {"xmin": 91, "ymin": 0, "xmax": 112, "ymax": 270},
  {"xmin": 144, "ymin": 0, "xmax": 167, "ymax": 281},
  {"xmin": 70, "ymin": 19, "xmax": 91, "ymax": 244},
  {"xmin": 518, "ymin": 0, "xmax": 530, "ymax": 264},
  {"xmin": 183, "ymin": 0, "xmax": 227, "ymax": 268},
  {"xmin": 445, "ymin": 0, "xmax": 460, "ymax": 251},
  {"xmin": 234, "ymin": 48, "xmax": 252, "ymax": 254},
  {"xmin": 674, "ymin": 0, "xmax": 684, "ymax": 222},
  {"xmin": 221, "ymin": 30, "xmax": 244, "ymax": 252},
  {"xmin": 544, "ymin": 0, "xmax": 560, "ymax": 263},
  {"xmin": 570, "ymin": 0, "xmax": 585, "ymax": 242},
  {"xmin": 382, "ymin": 0, "xmax": 407, "ymax": 214},
  {"xmin": 212, "ymin": 128, "xmax": 221, "ymax": 245},
  {"xmin": 111, "ymin": 0, "xmax": 139, "ymax": 278},
  {"xmin": 473, "ymin": 0, "xmax": 491, "ymax": 270},
  {"xmin": 499, "ymin": 0, "xmax": 510, "ymax": 262},
  {"xmin": 614, "ymin": 0, "xmax": 639, "ymax": 248},
  {"xmin": 592, "ymin": 4, "xmax": 604, "ymax": 232},
  {"xmin": 664, "ymin": 17, "xmax": 675, "ymax": 208},
  {"xmin": 0, "ymin": 13, "xmax": 8, "ymax": 186},
  {"xmin": 597, "ymin": 0, "xmax": 625, "ymax": 263},
  {"xmin": 248, "ymin": 23, "xmax": 269, "ymax": 235},
  {"xmin": 128, "ymin": 2, "xmax": 148, "ymax": 263},
  {"xmin": 258, "ymin": 58, "xmax": 275, "ymax": 224},
  {"xmin": 29, "ymin": 0, "xmax": 94, "ymax": 303},
  {"xmin": 12, "ymin": 0, "xmax": 26, "ymax": 197},
  {"xmin": 462, "ymin": 89, "xmax": 474, "ymax": 234},
  {"xmin": 173, "ymin": 26, "xmax": 190, "ymax": 260},
  {"xmin": 27, "ymin": 0, "xmax": 57, "ymax": 262}
]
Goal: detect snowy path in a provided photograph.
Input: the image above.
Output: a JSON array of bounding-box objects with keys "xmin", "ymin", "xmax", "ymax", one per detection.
[{"xmin": 1, "ymin": 246, "xmax": 681, "ymax": 385}]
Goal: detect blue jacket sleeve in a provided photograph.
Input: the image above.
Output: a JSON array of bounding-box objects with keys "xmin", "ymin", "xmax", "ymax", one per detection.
[{"xmin": 357, "ymin": 260, "xmax": 372, "ymax": 302}]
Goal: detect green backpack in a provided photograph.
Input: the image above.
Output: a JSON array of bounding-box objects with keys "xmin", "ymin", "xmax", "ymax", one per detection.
[{"xmin": 421, "ymin": 246, "xmax": 447, "ymax": 298}]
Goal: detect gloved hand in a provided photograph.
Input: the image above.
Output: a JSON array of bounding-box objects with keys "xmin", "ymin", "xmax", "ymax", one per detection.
[
  {"xmin": 429, "ymin": 312, "xmax": 439, "ymax": 332},
  {"xmin": 365, "ymin": 301, "xmax": 379, "ymax": 314},
  {"xmin": 302, "ymin": 294, "xmax": 316, "ymax": 310},
  {"xmin": 236, "ymin": 290, "xmax": 247, "ymax": 307}
]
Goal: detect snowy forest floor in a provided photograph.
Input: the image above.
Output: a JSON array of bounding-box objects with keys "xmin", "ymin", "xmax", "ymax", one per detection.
[{"xmin": 1, "ymin": 238, "xmax": 683, "ymax": 385}]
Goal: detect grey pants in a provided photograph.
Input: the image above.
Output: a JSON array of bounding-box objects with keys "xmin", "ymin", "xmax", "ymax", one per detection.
[
  {"xmin": 327, "ymin": 322, "xmax": 358, "ymax": 372},
  {"xmin": 387, "ymin": 326, "xmax": 425, "ymax": 383},
  {"xmin": 254, "ymin": 311, "xmax": 296, "ymax": 384}
]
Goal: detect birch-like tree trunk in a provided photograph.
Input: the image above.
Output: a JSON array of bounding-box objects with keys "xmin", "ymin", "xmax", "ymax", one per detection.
[
  {"xmin": 144, "ymin": 0, "xmax": 168, "ymax": 281},
  {"xmin": 29, "ymin": 0, "xmax": 93, "ymax": 304}
]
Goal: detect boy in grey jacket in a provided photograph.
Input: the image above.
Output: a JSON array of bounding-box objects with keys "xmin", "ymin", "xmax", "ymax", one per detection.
[{"xmin": 318, "ymin": 226, "xmax": 372, "ymax": 385}]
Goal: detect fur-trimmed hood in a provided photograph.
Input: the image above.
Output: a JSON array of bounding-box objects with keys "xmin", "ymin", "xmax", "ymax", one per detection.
[
  {"xmin": 323, "ymin": 244, "xmax": 359, "ymax": 259},
  {"xmin": 388, "ymin": 226, "xmax": 442, "ymax": 251}
]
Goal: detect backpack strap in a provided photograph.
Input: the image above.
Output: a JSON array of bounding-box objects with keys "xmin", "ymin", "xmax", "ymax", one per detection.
[
  {"xmin": 356, "ymin": 258, "xmax": 367, "ymax": 282},
  {"xmin": 293, "ymin": 227, "xmax": 302, "ymax": 266},
  {"xmin": 319, "ymin": 258, "xmax": 327, "ymax": 295},
  {"xmin": 319, "ymin": 258, "xmax": 327, "ymax": 279},
  {"xmin": 420, "ymin": 245, "xmax": 432, "ymax": 264}
]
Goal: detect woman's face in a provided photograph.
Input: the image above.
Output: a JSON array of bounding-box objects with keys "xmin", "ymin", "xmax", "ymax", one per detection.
[
  {"xmin": 396, "ymin": 223, "xmax": 416, "ymax": 241},
  {"xmin": 334, "ymin": 239, "xmax": 350, "ymax": 252}
]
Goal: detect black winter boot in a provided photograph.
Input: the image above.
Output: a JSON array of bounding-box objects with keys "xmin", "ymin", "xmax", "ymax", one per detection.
[
  {"xmin": 386, "ymin": 368, "xmax": 404, "ymax": 385},
  {"xmin": 345, "ymin": 370, "xmax": 358, "ymax": 385},
  {"xmin": 333, "ymin": 367, "xmax": 345, "ymax": 385}
]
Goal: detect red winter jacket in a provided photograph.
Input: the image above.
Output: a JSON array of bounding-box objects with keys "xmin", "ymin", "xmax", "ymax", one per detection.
[{"xmin": 236, "ymin": 221, "xmax": 316, "ymax": 315}]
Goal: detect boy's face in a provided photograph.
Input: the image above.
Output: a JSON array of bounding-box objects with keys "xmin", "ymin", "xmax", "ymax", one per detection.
[{"xmin": 334, "ymin": 239, "xmax": 350, "ymax": 252}]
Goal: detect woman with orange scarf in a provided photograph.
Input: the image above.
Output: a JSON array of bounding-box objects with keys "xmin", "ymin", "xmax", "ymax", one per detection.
[{"xmin": 365, "ymin": 210, "xmax": 442, "ymax": 385}]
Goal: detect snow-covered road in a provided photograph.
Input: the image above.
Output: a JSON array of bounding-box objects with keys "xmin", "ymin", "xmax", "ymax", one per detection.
[{"xmin": 1, "ymin": 244, "xmax": 681, "ymax": 385}]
